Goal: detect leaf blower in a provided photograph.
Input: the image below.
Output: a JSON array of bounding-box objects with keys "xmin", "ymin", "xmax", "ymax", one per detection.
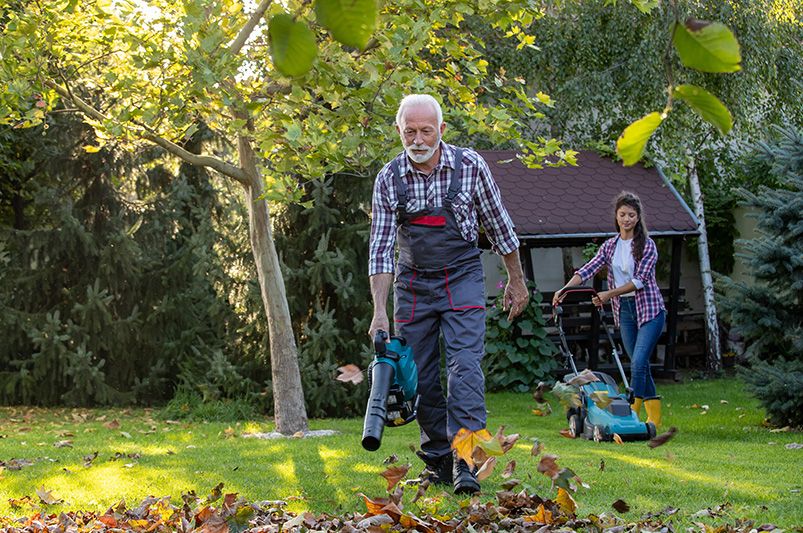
[{"xmin": 361, "ymin": 330, "xmax": 418, "ymax": 451}]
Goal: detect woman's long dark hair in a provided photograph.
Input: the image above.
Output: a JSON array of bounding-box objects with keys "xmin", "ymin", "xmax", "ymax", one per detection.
[{"xmin": 614, "ymin": 191, "xmax": 648, "ymax": 261}]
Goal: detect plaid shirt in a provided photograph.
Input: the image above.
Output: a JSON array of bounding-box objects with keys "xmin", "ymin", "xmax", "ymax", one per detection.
[
  {"xmin": 369, "ymin": 142, "xmax": 519, "ymax": 275},
  {"xmin": 576, "ymin": 236, "xmax": 665, "ymax": 327}
]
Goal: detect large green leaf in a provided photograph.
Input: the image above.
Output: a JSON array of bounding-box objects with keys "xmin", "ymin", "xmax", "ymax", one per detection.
[
  {"xmin": 315, "ymin": 0, "xmax": 376, "ymax": 50},
  {"xmin": 268, "ymin": 14, "xmax": 317, "ymax": 78},
  {"xmin": 672, "ymin": 19, "xmax": 741, "ymax": 73},
  {"xmin": 616, "ymin": 112, "xmax": 664, "ymax": 166},
  {"xmin": 673, "ymin": 84, "xmax": 733, "ymax": 135}
]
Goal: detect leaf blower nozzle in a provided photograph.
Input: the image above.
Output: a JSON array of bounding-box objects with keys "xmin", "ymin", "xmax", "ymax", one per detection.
[{"xmin": 361, "ymin": 330, "xmax": 418, "ymax": 452}]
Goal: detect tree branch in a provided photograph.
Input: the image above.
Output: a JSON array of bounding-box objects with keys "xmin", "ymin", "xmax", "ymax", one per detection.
[
  {"xmin": 44, "ymin": 80, "xmax": 250, "ymax": 185},
  {"xmin": 229, "ymin": 0, "xmax": 272, "ymax": 57}
]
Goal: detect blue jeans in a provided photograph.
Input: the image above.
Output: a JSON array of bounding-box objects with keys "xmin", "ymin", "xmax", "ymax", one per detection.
[{"xmin": 618, "ymin": 297, "xmax": 665, "ymax": 399}]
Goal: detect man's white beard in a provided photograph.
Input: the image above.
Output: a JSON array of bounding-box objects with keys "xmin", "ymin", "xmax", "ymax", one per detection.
[{"xmin": 404, "ymin": 135, "xmax": 440, "ymax": 164}]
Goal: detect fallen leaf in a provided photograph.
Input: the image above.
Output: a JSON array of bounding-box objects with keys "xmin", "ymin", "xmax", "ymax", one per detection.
[
  {"xmin": 54, "ymin": 440, "xmax": 73, "ymax": 448},
  {"xmin": 599, "ymin": 459, "xmax": 605, "ymax": 471},
  {"xmin": 648, "ymin": 427, "xmax": 678, "ymax": 448},
  {"xmin": 524, "ymin": 504, "xmax": 553, "ymax": 524},
  {"xmin": 358, "ymin": 493, "xmax": 391, "ymax": 516},
  {"xmin": 104, "ymin": 420, "xmax": 120, "ymax": 430},
  {"xmin": 720, "ymin": 399, "xmax": 728, "ymax": 404},
  {"xmin": 770, "ymin": 426, "xmax": 791, "ymax": 433},
  {"xmin": 501, "ymin": 460, "xmax": 516, "ymax": 478},
  {"xmin": 36, "ymin": 486, "xmax": 63, "ymax": 505},
  {"xmin": 785, "ymin": 443, "xmax": 803, "ymax": 449},
  {"xmin": 612, "ymin": 499, "xmax": 630, "ymax": 513},
  {"xmin": 559, "ymin": 429, "xmax": 574, "ymax": 438},
  {"xmin": 336, "ymin": 364, "xmax": 364, "ymax": 385},
  {"xmin": 566, "ymin": 369, "xmax": 599, "ymax": 386},
  {"xmin": 500, "ymin": 478, "xmax": 521, "ymax": 490},
  {"xmin": 382, "ymin": 454, "xmax": 398, "ymax": 465},
  {"xmin": 292, "ymin": 431, "xmax": 304, "ymax": 438},
  {"xmin": 556, "ymin": 487, "xmax": 577, "ymax": 515},
  {"xmin": 613, "ymin": 433, "xmax": 624, "ymax": 445},
  {"xmin": 379, "ymin": 464, "xmax": 410, "ymax": 492},
  {"xmin": 120, "ymin": 431, "xmax": 132, "ymax": 439},
  {"xmin": 476, "ymin": 456, "xmax": 497, "ymax": 481},
  {"xmin": 411, "ymin": 479, "xmax": 430, "ymax": 503},
  {"xmin": 223, "ymin": 427, "xmax": 236, "ymax": 439}
]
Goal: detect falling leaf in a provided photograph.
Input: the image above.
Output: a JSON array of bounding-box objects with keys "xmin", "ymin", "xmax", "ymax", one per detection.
[
  {"xmin": 566, "ymin": 369, "xmax": 599, "ymax": 386},
  {"xmin": 613, "ymin": 433, "xmax": 624, "ymax": 445},
  {"xmin": 54, "ymin": 440, "xmax": 73, "ymax": 448},
  {"xmin": 476, "ymin": 456, "xmax": 497, "ymax": 481},
  {"xmin": 531, "ymin": 402, "xmax": 552, "ymax": 416},
  {"xmin": 379, "ymin": 464, "xmax": 410, "ymax": 492},
  {"xmin": 8, "ymin": 496, "xmax": 34, "ymax": 509},
  {"xmin": 556, "ymin": 488, "xmax": 577, "ymax": 515},
  {"xmin": 452, "ymin": 428, "xmax": 496, "ymax": 468},
  {"xmin": 648, "ymin": 427, "xmax": 678, "ymax": 448},
  {"xmin": 497, "ymin": 427, "xmax": 520, "ymax": 453},
  {"xmin": 36, "ymin": 486, "xmax": 63, "ymax": 505},
  {"xmin": 559, "ymin": 429, "xmax": 574, "ymax": 439},
  {"xmin": 537, "ymin": 454, "xmax": 560, "ymax": 479},
  {"xmin": 382, "ymin": 454, "xmax": 398, "ymax": 465},
  {"xmin": 612, "ymin": 499, "xmax": 630, "ymax": 513},
  {"xmin": 104, "ymin": 420, "xmax": 120, "ymax": 430},
  {"xmin": 501, "ymin": 460, "xmax": 516, "ymax": 478},
  {"xmin": 336, "ymin": 364, "xmax": 364, "ymax": 385},
  {"xmin": 411, "ymin": 479, "xmax": 430, "ymax": 503},
  {"xmin": 531, "ymin": 439, "xmax": 544, "ymax": 457},
  {"xmin": 551, "ymin": 382, "xmax": 581, "ymax": 409},
  {"xmin": 532, "ymin": 382, "xmax": 548, "ymax": 403},
  {"xmin": 590, "ymin": 390, "xmax": 612, "ymax": 409},
  {"xmin": 599, "ymin": 459, "xmax": 606, "ymax": 471}
]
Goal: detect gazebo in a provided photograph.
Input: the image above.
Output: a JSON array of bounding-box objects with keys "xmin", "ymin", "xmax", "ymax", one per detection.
[{"xmin": 478, "ymin": 150, "xmax": 700, "ymax": 377}]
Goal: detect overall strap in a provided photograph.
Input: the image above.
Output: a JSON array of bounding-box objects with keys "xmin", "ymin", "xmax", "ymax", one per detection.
[
  {"xmin": 391, "ymin": 156, "xmax": 407, "ymax": 218},
  {"xmin": 444, "ymin": 148, "xmax": 464, "ymax": 207}
]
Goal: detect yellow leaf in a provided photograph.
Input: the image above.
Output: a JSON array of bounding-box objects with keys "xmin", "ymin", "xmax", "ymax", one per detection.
[
  {"xmin": 451, "ymin": 428, "xmax": 494, "ymax": 468},
  {"xmin": 613, "ymin": 433, "xmax": 624, "ymax": 445},
  {"xmin": 524, "ymin": 504, "xmax": 553, "ymax": 524},
  {"xmin": 556, "ymin": 488, "xmax": 577, "ymax": 515}
]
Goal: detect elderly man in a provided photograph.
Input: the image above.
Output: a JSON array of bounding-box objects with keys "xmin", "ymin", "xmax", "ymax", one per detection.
[{"xmin": 367, "ymin": 94, "xmax": 529, "ymax": 494}]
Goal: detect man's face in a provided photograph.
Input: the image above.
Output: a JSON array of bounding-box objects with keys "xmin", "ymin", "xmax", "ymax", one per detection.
[{"xmin": 398, "ymin": 104, "xmax": 444, "ymax": 164}]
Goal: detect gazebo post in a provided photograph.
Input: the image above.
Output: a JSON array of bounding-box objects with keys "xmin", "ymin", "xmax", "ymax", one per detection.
[{"xmin": 664, "ymin": 235, "xmax": 683, "ymax": 375}]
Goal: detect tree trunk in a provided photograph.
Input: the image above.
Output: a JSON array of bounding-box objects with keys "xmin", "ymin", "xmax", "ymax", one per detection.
[
  {"xmin": 238, "ymin": 136, "xmax": 309, "ymax": 435},
  {"xmin": 687, "ymin": 155, "xmax": 721, "ymax": 371}
]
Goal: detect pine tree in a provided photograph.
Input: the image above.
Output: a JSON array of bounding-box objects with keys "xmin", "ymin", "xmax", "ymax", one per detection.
[{"xmin": 717, "ymin": 125, "xmax": 803, "ymax": 427}]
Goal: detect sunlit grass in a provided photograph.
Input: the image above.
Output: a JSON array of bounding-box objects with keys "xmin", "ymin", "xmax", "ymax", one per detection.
[{"xmin": 0, "ymin": 377, "xmax": 801, "ymax": 527}]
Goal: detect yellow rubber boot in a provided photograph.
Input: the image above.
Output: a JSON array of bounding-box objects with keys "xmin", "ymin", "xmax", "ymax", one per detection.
[
  {"xmin": 645, "ymin": 398, "xmax": 662, "ymax": 428},
  {"xmin": 631, "ymin": 397, "xmax": 643, "ymax": 418}
]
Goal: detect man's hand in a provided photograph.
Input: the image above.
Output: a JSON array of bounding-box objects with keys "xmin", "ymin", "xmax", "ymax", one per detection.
[
  {"xmin": 503, "ymin": 278, "xmax": 529, "ymax": 321},
  {"xmin": 368, "ymin": 314, "xmax": 390, "ymax": 340}
]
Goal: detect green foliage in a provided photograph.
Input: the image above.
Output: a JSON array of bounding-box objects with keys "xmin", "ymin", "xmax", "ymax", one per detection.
[
  {"xmin": 159, "ymin": 387, "xmax": 261, "ymax": 422},
  {"xmin": 616, "ymin": 112, "xmax": 665, "ymax": 166},
  {"xmin": 717, "ymin": 125, "xmax": 803, "ymax": 427},
  {"xmin": 0, "ymin": 117, "xmax": 269, "ymax": 408},
  {"xmin": 315, "ymin": 0, "xmax": 377, "ymax": 50},
  {"xmin": 268, "ymin": 14, "xmax": 318, "ymax": 78},
  {"xmin": 672, "ymin": 84, "xmax": 732, "ymax": 134},
  {"xmin": 483, "ymin": 282, "xmax": 558, "ymax": 393},
  {"xmin": 671, "ymin": 19, "xmax": 742, "ymax": 73}
]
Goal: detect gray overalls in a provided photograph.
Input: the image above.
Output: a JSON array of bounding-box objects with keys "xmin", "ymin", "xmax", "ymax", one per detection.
[{"xmin": 391, "ymin": 149, "xmax": 487, "ymax": 462}]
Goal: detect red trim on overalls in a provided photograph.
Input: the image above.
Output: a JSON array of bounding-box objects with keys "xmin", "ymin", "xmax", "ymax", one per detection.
[
  {"xmin": 409, "ymin": 215, "xmax": 447, "ymax": 227},
  {"xmin": 394, "ymin": 271, "xmax": 417, "ymax": 323},
  {"xmin": 444, "ymin": 268, "xmax": 485, "ymax": 311}
]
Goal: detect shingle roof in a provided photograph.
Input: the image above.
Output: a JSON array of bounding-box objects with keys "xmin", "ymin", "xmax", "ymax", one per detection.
[{"xmin": 478, "ymin": 150, "xmax": 699, "ymax": 241}]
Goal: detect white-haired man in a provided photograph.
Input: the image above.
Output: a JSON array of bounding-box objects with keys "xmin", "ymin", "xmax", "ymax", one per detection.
[{"xmin": 368, "ymin": 94, "xmax": 528, "ymax": 494}]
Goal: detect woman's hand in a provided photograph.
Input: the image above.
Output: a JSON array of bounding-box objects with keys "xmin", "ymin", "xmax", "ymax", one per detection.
[
  {"xmin": 551, "ymin": 289, "xmax": 564, "ymax": 307},
  {"xmin": 591, "ymin": 290, "xmax": 612, "ymax": 307}
]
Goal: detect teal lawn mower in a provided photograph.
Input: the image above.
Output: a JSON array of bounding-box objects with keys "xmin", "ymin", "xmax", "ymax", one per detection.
[{"xmin": 553, "ymin": 287, "xmax": 656, "ymax": 442}]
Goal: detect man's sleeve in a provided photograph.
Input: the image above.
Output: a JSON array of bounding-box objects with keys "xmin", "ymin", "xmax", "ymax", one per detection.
[
  {"xmin": 474, "ymin": 154, "xmax": 519, "ymax": 256},
  {"xmin": 368, "ymin": 168, "xmax": 396, "ymax": 275}
]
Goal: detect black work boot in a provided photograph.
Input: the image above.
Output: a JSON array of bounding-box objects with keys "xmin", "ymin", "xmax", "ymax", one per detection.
[
  {"xmin": 452, "ymin": 452, "xmax": 480, "ymax": 495},
  {"xmin": 416, "ymin": 451, "xmax": 453, "ymax": 485}
]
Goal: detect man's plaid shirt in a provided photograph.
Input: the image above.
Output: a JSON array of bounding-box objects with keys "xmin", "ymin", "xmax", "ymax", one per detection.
[
  {"xmin": 369, "ymin": 142, "xmax": 519, "ymax": 275},
  {"xmin": 576, "ymin": 236, "xmax": 665, "ymax": 327}
]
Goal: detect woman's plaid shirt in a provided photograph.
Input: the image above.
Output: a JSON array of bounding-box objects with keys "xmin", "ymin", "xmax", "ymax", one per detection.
[
  {"xmin": 369, "ymin": 142, "xmax": 519, "ymax": 275},
  {"xmin": 576, "ymin": 236, "xmax": 666, "ymax": 327}
]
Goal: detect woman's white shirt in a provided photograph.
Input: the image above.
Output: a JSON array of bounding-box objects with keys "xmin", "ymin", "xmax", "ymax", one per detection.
[{"xmin": 611, "ymin": 238, "xmax": 644, "ymax": 296}]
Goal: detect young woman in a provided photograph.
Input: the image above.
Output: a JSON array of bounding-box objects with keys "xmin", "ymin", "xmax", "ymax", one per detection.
[{"xmin": 552, "ymin": 191, "xmax": 666, "ymax": 427}]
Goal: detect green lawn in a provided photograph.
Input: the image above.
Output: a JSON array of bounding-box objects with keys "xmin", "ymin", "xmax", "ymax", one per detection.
[{"xmin": 1, "ymin": 377, "xmax": 801, "ymax": 527}]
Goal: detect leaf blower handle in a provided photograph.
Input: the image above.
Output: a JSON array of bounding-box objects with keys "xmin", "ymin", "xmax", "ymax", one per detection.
[{"xmin": 374, "ymin": 329, "xmax": 388, "ymax": 355}]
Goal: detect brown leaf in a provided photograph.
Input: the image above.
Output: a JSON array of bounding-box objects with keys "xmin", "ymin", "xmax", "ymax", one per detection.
[
  {"xmin": 501, "ymin": 460, "xmax": 516, "ymax": 479},
  {"xmin": 452, "ymin": 427, "xmax": 495, "ymax": 468},
  {"xmin": 476, "ymin": 456, "xmax": 497, "ymax": 481},
  {"xmin": 335, "ymin": 364, "xmax": 364, "ymax": 385},
  {"xmin": 566, "ymin": 369, "xmax": 599, "ymax": 386},
  {"xmin": 532, "ymin": 381, "xmax": 548, "ymax": 403},
  {"xmin": 411, "ymin": 479, "xmax": 430, "ymax": 503},
  {"xmin": 599, "ymin": 459, "xmax": 605, "ymax": 471},
  {"xmin": 36, "ymin": 486, "xmax": 63, "ymax": 505},
  {"xmin": 500, "ymin": 478, "xmax": 521, "ymax": 490},
  {"xmin": 559, "ymin": 429, "xmax": 574, "ymax": 439},
  {"xmin": 530, "ymin": 439, "xmax": 544, "ymax": 457},
  {"xmin": 104, "ymin": 420, "xmax": 120, "ymax": 430},
  {"xmin": 612, "ymin": 499, "xmax": 630, "ymax": 513},
  {"xmin": 537, "ymin": 454, "xmax": 560, "ymax": 478},
  {"xmin": 382, "ymin": 453, "xmax": 398, "ymax": 465},
  {"xmin": 379, "ymin": 464, "xmax": 410, "ymax": 492},
  {"xmin": 524, "ymin": 504, "xmax": 553, "ymax": 525},
  {"xmin": 499, "ymin": 431, "xmax": 520, "ymax": 453},
  {"xmin": 648, "ymin": 427, "xmax": 678, "ymax": 448},
  {"xmin": 613, "ymin": 433, "xmax": 624, "ymax": 445}
]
